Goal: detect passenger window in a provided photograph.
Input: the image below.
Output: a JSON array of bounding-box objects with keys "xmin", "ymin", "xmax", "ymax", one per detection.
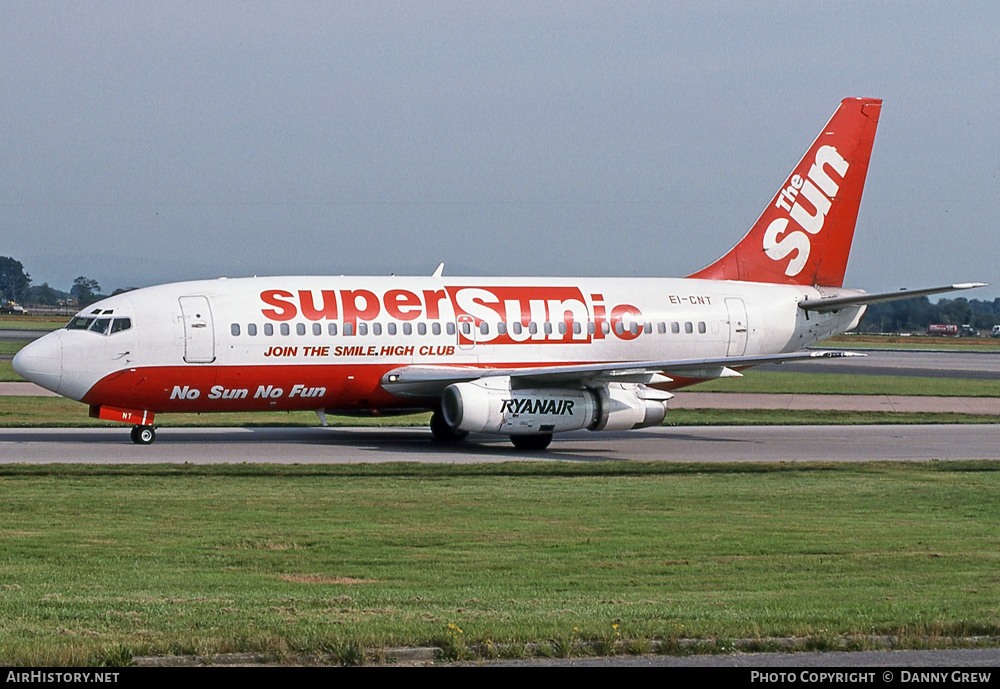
[
  {"xmin": 461, "ymin": 322, "xmax": 471, "ymax": 335},
  {"xmin": 685, "ymin": 322, "xmax": 693, "ymax": 334},
  {"xmin": 671, "ymin": 322, "xmax": 680, "ymax": 334},
  {"xmin": 573, "ymin": 322, "xmax": 582, "ymax": 335},
  {"xmin": 657, "ymin": 322, "xmax": 666, "ymax": 334},
  {"xmin": 387, "ymin": 323, "xmax": 397, "ymax": 336},
  {"xmin": 443, "ymin": 323, "xmax": 452, "ymax": 336},
  {"xmin": 358, "ymin": 323, "xmax": 368, "ymax": 336},
  {"xmin": 343, "ymin": 323, "xmax": 354, "ymax": 336},
  {"xmin": 313, "ymin": 323, "xmax": 322, "ymax": 336},
  {"xmin": 248, "ymin": 323, "xmax": 257, "ymax": 336},
  {"xmin": 601, "ymin": 322, "xmax": 611, "ymax": 335},
  {"xmin": 614, "ymin": 322, "xmax": 624, "ymax": 335},
  {"xmin": 264, "ymin": 323, "xmax": 274, "ymax": 336},
  {"xmin": 587, "ymin": 322, "xmax": 596, "ymax": 335},
  {"xmin": 372, "ymin": 323, "xmax": 382, "ymax": 336},
  {"xmin": 529, "ymin": 322, "xmax": 538, "ymax": 335},
  {"xmin": 557, "ymin": 322, "xmax": 567, "ymax": 335},
  {"xmin": 512, "ymin": 322, "xmax": 523, "ymax": 335},
  {"xmin": 417, "ymin": 322, "xmax": 427, "ymax": 336},
  {"xmin": 328, "ymin": 323, "xmax": 338, "ymax": 336},
  {"xmin": 643, "ymin": 322, "xmax": 651, "ymax": 334},
  {"xmin": 479, "ymin": 322, "xmax": 489, "ymax": 335},
  {"xmin": 296, "ymin": 323, "xmax": 306, "ymax": 336},
  {"xmin": 403, "ymin": 322, "xmax": 412, "ymax": 336},
  {"xmin": 279, "ymin": 323, "xmax": 289, "ymax": 336},
  {"xmin": 630, "ymin": 322, "xmax": 639, "ymax": 335},
  {"xmin": 231, "ymin": 323, "xmax": 240, "ymax": 336},
  {"xmin": 497, "ymin": 322, "xmax": 507, "ymax": 335},
  {"xmin": 698, "ymin": 322, "xmax": 707, "ymax": 334}
]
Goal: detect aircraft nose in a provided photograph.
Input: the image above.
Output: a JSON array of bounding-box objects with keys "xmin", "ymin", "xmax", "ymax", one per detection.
[{"xmin": 12, "ymin": 331, "xmax": 64, "ymax": 393}]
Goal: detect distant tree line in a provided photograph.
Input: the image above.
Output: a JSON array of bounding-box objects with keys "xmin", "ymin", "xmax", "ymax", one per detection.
[
  {"xmin": 0, "ymin": 256, "xmax": 31, "ymax": 303},
  {"xmin": 856, "ymin": 297, "xmax": 1000, "ymax": 333},
  {"xmin": 0, "ymin": 255, "xmax": 110, "ymax": 307}
]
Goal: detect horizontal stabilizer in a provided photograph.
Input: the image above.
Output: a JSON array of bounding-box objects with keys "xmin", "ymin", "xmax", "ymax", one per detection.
[{"xmin": 799, "ymin": 283, "xmax": 987, "ymax": 312}]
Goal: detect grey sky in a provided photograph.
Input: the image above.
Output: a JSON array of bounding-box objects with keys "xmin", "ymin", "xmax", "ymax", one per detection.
[{"xmin": 2, "ymin": 1, "xmax": 998, "ymax": 298}]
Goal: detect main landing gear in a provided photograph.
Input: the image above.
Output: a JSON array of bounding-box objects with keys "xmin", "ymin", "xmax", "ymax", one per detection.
[
  {"xmin": 430, "ymin": 410, "xmax": 469, "ymax": 444},
  {"xmin": 130, "ymin": 426, "xmax": 156, "ymax": 445},
  {"xmin": 429, "ymin": 410, "xmax": 553, "ymax": 450},
  {"xmin": 510, "ymin": 433, "xmax": 553, "ymax": 451}
]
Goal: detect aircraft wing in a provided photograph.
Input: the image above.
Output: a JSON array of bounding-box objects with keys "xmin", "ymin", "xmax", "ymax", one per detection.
[
  {"xmin": 798, "ymin": 283, "xmax": 986, "ymax": 312},
  {"xmin": 380, "ymin": 350, "xmax": 863, "ymax": 398}
]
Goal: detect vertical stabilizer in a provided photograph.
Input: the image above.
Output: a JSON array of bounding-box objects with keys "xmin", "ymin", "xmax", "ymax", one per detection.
[{"xmin": 688, "ymin": 98, "xmax": 881, "ymax": 287}]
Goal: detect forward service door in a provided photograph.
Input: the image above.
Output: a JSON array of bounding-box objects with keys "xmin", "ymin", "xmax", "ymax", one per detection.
[{"xmin": 179, "ymin": 295, "xmax": 216, "ymax": 363}]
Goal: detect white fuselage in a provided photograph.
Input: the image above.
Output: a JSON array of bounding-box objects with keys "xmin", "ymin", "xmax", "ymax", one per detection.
[{"xmin": 17, "ymin": 275, "xmax": 865, "ymax": 414}]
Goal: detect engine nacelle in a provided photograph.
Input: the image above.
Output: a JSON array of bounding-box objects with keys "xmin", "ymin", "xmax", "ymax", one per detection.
[
  {"xmin": 441, "ymin": 379, "xmax": 669, "ymax": 436},
  {"xmin": 590, "ymin": 383, "xmax": 668, "ymax": 432},
  {"xmin": 442, "ymin": 379, "xmax": 596, "ymax": 435}
]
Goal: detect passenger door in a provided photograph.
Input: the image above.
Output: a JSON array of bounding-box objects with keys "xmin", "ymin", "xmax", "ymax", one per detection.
[
  {"xmin": 179, "ymin": 295, "xmax": 216, "ymax": 363},
  {"xmin": 725, "ymin": 298, "xmax": 748, "ymax": 357}
]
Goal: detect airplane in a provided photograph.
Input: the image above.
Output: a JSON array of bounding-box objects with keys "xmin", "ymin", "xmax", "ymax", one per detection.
[{"xmin": 13, "ymin": 97, "xmax": 984, "ymax": 449}]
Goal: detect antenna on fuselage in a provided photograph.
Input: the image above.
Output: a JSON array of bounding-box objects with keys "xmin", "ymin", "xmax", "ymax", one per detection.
[{"xmin": 432, "ymin": 262, "xmax": 445, "ymax": 278}]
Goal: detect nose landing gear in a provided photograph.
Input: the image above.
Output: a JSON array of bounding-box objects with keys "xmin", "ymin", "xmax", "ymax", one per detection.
[{"xmin": 130, "ymin": 426, "xmax": 156, "ymax": 445}]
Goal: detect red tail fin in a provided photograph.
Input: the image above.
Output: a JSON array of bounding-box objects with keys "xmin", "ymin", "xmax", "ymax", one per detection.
[{"xmin": 688, "ymin": 98, "xmax": 882, "ymax": 287}]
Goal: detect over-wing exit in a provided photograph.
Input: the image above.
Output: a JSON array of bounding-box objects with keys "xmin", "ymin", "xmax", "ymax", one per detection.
[{"xmin": 13, "ymin": 98, "xmax": 984, "ymax": 448}]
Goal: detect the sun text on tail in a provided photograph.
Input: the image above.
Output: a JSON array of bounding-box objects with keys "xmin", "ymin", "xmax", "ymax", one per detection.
[{"xmin": 763, "ymin": 145, "xmax": 850, "ymax": 277}]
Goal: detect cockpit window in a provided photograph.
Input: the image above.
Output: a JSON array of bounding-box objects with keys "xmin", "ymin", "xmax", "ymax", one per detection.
[
  {"xmin": 67, "ymin": 316, "xmax": 131, "ymax": 335},
  {"xmin": 89, "ymin": 318, "xmax": 112, "ymax": 335},
  {"xmin": 67, "ymin": 317, "xmax": 95, "ymax": 330}
]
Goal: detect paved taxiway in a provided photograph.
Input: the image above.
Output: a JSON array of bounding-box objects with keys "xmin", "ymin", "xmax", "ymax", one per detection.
[
  {"xmin": 767, "ymin": 347, "xmax": 1000, "ymax": 379},
  {"xmin": 0, "ymin": 328, "xmax": 51, "ymax": 342},
  {"xmin": 2, "ymin": 424, "xmax": 998, "ymax": 463},
  {"xmin": 3, "ymin": 344, "xmax": 997, "ymax": 464}
]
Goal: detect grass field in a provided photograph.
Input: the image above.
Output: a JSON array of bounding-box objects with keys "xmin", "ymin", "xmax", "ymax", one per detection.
[
  {"xmin": 1, "ymin": 461, "xmax": 998, "ymax": 666},
  {"xmin": 0, "ymin": 316, "xmax": 65, "ymax": 330},
  {"xmin": 0, "ymin": 341, "xmax": 28, "ymax": 356},
  {"xmin": 0, "ymin": 361, "xmax": 19, "ymax": 382}
]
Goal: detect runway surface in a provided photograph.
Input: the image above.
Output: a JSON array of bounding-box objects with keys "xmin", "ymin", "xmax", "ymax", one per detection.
[
  {"xmin": 670, "ymin": 392, "xmax": 1000, "ymax": 414},
  {"xmin": 769, "ymin": 347, "xmax": 1000, "ymax": 379},
  {"xmin": 2, "ymin": 424, "xmax": 998, "ymax": 464},
  {"xmin": 3, "ymin": 345, "xmax": 997, "ymax": 464}
]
